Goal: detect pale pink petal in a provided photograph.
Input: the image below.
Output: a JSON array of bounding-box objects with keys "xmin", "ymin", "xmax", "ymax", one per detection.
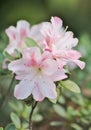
[
  {"xmin": 51, "ymin": 16, "xmax": 62, "ymax": 27},
  {"xmin": 30, "ymin": 23, "xmax": 43, "ymax": 44},
  {"xmin": 8, "ymin": 59, "xmax": 27, "ymax": 73},
  {"xmin": 40, "ymin": 22, "xmax": 52, "ymax": 38},
  {"xmin": 50, "ymin": 69, "xmax": 67, "ymax": 81},
  {"xmin": 5, "ymin": 26, "xmax": 16, "ymax": 40},
  {"xmin": 66, "ymin": 50, "xmax": 82, "ymax": 59},
  {"xmin": 72, "ymin": 60, "xmax": 85, "ymax": 70},
  {"xmin": 30, "ymin": 23, "xmax": 46, "ymax": 49},
  {"xmin": 40, "ymin": 22, "xmax": 52, "ymax": 47},
  {"xmin": 51, "ymin": 16, "xmax": 63, "ymax": 33},
  {"xmin": 32, "ymin": 75, "xmax": 57, "ymax": 101},
  {"xmin": 39, "ymin": 76, "xmax": 57, "ymax": 99},
  {"xmin": 56, "ymin": 32, "xmax": 78, "ymax": 50},
  {"xmin": 32, "ymin": 85, "xmax": 44, "ymax": 101},
  {"xmin": 4, "ymin": 41, "xmax": 18, "ymax": 55},
  {"xmin": 14, "ymin": 80, "xmax": 33, "ymax": 99},
  {"xmin": 41, "ymin": 59, "xmax": 58, "ymax": 75},
  {"xmin": 15, "ymin": 67, "xmax": 37, "ymax": 80}
]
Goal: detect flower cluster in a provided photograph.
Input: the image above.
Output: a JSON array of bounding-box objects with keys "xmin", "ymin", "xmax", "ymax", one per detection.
[{"xmin": 5, "ymin": 16, "xmax": 85, "ymax": 101}]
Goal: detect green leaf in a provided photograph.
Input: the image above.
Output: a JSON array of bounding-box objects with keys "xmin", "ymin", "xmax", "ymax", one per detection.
[
  {"xmin": 3, "ymin": 51, "xmax": 15, "ymax": 60},
  {"xmin": 10, "ymin": 112, "xmax": 21, "ymax": 129},
  {"xmin": 32, "ymin": 114, "xmax": 43, "ymax": 122},
  {"xmin": 0, "ymin": 52, "xmax": 4, "ymax": 63},
  {"xmin": 0, "ymin": 127, "xmax": 3, "ymax": 130},
  {"xmin": 25, "ymin": 37, "xmax": 38, "ymax": 47},
  {"xmin": 50, "ymin": 121, "xmax": 63, "ymax": 126},
  {"xmin": 61, "ymin": 80, "xmax": 81, "ymax": 93},
  {"xmin": 53, "ymin": 104, "xmax": 66, "ymax": 118},
  {"xmin": 5, "ymin": 123, "xmax": 16, "ymax": 130},
  {"xmin": 14, "ymin": 49, "xmax": 22, "ymax": 58},
  {"xmin": 71, "ymin": 123, "xmax": 82, "ymax": 130}
]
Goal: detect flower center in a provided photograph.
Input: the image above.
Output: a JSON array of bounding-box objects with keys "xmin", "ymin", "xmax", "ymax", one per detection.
[{"xmin": 38, "ymin": 67, "xmax": 42, "ymax": 72}]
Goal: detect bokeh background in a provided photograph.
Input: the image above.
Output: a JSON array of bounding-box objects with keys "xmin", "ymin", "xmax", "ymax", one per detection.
[
  {"xmin": 0, "ymin": 0, "xmax": 91, "ymax": 34},
  {"xmin": 0, "ymin": 0, "xmax": 91, "ymax": 130}
]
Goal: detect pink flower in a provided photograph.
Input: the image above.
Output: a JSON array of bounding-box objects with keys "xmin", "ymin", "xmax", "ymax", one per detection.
[
  {"xmin": 30, "ymin": 16, "xmax": 85, "ymax": 69},
  {"xmin": 8, "ymin": 47, "xmax": 67, "ymax": 101},
  {"xmin": 5, "ymin": 20, "xmax": 31, "ymax": 56}
]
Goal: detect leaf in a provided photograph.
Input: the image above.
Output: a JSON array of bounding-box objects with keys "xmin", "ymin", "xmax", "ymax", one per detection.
[
  {"xmin": 71, "ymin": 123, "xmax": 82, "ymax": 130},
  {"xmin": 0, "ymin": 127, "xmax": 3, "ymax": 130},
  {"xmin": 14, "ymin": 49, "xmax": 22, "ymax": 58},
  {"xmin": 10, "ymin": 112, "xmax": 21, "ymax": 129},
  {"xmin": 53, "ymin": 104, "xmax": 66, "ymax": 118},
  {"xmin": 3, "ymin": 51, "xmax": 15, "ymax": 60},
  {"xmin": 25, "ymin": 37, "xmax": 38, "ymax": 47},
  {"xmin": 5, "ymin": 123, "xmax": 16, "ymax": 130},
  {"xmin": 50, "ymin": 121, "xmax": 64, "ymax": 126},
  {"xmin": 61, "ymin": 80, "xmax": 81, "ymax": 93},
  {"xmin": 32, "ymin": 114, "xmax": 43, "ymax": 122},
  {"xmin": 0, "ymin": 52, "xmax": 4, "ymax": 63}
]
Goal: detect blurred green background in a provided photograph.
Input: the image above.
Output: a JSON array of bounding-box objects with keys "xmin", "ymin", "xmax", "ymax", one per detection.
[{"xmin": 0, "ymin": 0, "xmax": 91, "ymax": 35}]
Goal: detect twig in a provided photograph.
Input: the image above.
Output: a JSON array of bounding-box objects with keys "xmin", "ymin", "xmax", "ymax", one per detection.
[
  {"xmin": 29, "ymin": 101, "xmax": 38, "ymax": 130},
  {"xmin": 0, "ymin": 74, "xmax": 15, "ymax": 110}
]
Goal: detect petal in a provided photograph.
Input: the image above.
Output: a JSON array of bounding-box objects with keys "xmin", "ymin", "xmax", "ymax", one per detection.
[
  {"xmin": 30, "ymin": 23, "xmax": 43, "ymax": 41},
  {"xmin": 65, "ymin": 50, "xmax": 85, "ymax": 69},
  {"xmin": 51, "ymin": 16, "xmax": 62, "ymax": 26},
  {"xmin": 22, "ymin": 47, "xmax": 42, "ymax": 65},
  {"xmin": 15, "ymin": 67, "xmax": 37, "ymax": 80},
  {"xmin": 56, "ymin": 32, "xmax": 78, "ymax": 50},
  {"xmin": 66, "ymin": 50, "xmax": 82, "ymax": 59},
  {"xmin": 30, "ymin": 23, "xmax": 47, "ymax": 49},
  {"xmin": 4, "ymin": 41, "xmax": 18, "ymax": 55},
  {"xmin": 14, "ymin": 80, "xmax": 34, "ymax": 99},
  {"xmin": 50, "ymin": 69, "xmax": 67, "ymax": 81},
  {"xmin": 72, "ymin": 60, "xmax": 85, "ymax": 70},
  {"xmin": 32, "ymin": 75, "xmax": 57, "ymax": 101},
  {"xmin": 41, "ymin": 59, "xmax": 58, "ymax": 75},
  {"xmin": 17, "ymin": 20, "xmax": 30, "ymax": 38},
  {"xmin": 51, "ymin": 16, "xmax": 63, "ymax": 32},
  {"xmin": 8, "ymin": 59, "xmax": 27, "ymax": 73},
  {"xmin": 32, "ymin": 85, "xmax": 44, "ymax": 101},
  {"xmin": 5, "ymin": 26, "xmax": 16, "ymax": 40},
  {"xmin": 39, "ymin": 76, "xmax": 57, "ymax": 99}
]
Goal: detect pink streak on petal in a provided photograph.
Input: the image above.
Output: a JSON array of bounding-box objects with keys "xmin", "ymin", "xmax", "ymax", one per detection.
[{"xmin": 23, "ymin": 47, "xmax": 41, "ymax": 65}]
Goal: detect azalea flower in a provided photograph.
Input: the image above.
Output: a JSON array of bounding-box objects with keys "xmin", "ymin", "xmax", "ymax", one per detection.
[
  {"xmin": 8, "ymin": 47, "xmax": 67, "ymax": 101},
  {"xmin": 30, "ymin": 16, "xmax": 85, "ymax": 69},
  {"xmin": 5, "ymin": 20, "xmax": 31, "ymax": 56}
]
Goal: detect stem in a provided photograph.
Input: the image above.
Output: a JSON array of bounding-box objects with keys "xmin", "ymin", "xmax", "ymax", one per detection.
[
  {"xmin": 29, "ymin": 101, "xmax": 38, "ymax": 130},
  {"xmin": 0, "ymin": 74, "xmax": 15, "ymax": 110}
]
